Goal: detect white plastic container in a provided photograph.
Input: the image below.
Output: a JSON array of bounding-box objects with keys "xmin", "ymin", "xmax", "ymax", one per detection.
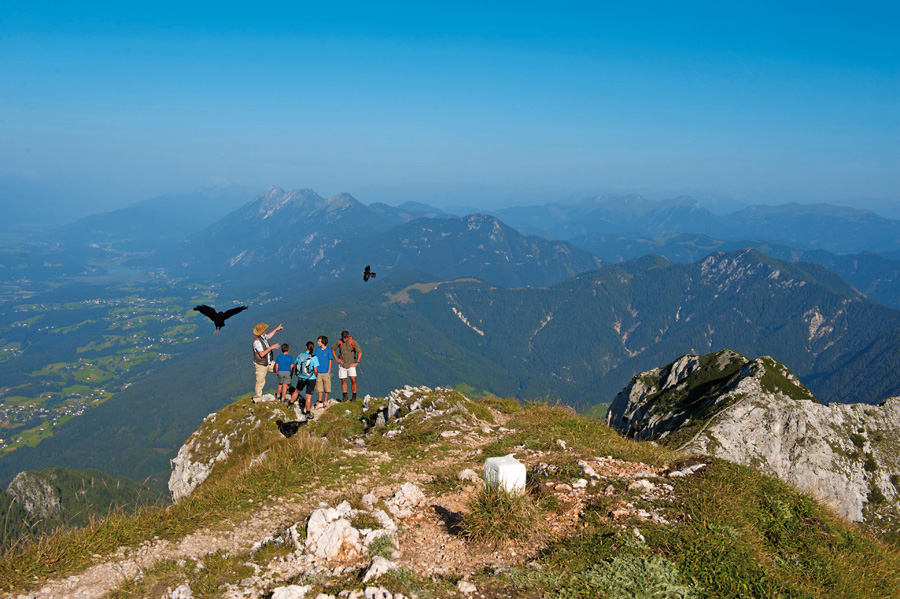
[{"xmin": 484, "ymin": 454, "xmax": 526, "ymax": 495}]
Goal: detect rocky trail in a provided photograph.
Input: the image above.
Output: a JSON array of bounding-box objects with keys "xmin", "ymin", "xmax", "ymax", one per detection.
[{"xmin": 8, "ymin": 387, "xmax": 706, "ymax": 599}]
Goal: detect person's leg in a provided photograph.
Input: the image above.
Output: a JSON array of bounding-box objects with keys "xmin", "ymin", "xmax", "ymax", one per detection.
[
  {"xmin": 340, "ymin": 370, "xmax": 348, "ymax": 399},
  {"xmin": 254, "ymin": 364, "xmax": 266, "ymax": 400},
  {"xmin": 315, "ymin": 377, "xmax": 324, "ymax": 407},
  {"xmin": 349, "ymin": 375, "xmax": 357, "ymax": 399}
]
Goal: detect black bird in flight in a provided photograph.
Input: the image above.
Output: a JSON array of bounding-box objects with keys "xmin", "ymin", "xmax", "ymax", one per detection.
[
  {"xmin": 193, "ymin": 304, "xmax": 248, "ymax": 333},
  {"xmin": 276, "ymin": 419, "xmax": 305, "ymax": 438},
  {"xmin": 363, "ymin": 265, "xmax": 377, "ymax": 282}
]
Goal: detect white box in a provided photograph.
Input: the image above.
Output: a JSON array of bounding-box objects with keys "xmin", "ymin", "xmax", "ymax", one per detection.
[{"xmin": 484, "ymin": 455, "xmax": 526, "ymax": 495}]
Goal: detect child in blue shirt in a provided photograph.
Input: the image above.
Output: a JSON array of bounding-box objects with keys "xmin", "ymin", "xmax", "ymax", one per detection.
[{"xmin": 273, "ymin": 343, "xmax": 295, "ymax": 401}]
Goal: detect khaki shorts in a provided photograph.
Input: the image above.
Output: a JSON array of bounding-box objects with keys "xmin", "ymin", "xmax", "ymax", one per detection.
[{"xmin": 315, "ymin": 373, "xmax": 331, "ymax": 393}]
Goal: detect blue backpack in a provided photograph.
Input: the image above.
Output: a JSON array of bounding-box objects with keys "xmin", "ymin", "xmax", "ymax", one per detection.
[{"xmin": 296, "ymin": 353, "xmax": 315, "ymax": 380}]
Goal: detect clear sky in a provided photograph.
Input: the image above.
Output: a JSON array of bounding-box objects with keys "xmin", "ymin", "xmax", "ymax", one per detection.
[{"xmin": 1, "ymin": 1, "xmax": 898, "ymax": 216}]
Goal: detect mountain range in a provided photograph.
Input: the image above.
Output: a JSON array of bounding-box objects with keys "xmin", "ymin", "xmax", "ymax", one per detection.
[
  {"xmin": 53, "ymin": 182, "xmax": 258, "ymax": 253},
  {"xmin": 164, "ymin": 187, "xmax": 601, "ymax": 287},
  {"xmin": 3, "ymin": 249, "xmax": 899, "ymax": 491},
  {"xmin": 570, "ymin": 232, "xmax": 900, "ymax": 308},
  {"xmin": 3, "ymin": 185, "xmax": 900, "ymax": 498},
  {"xmin": 494, "ymin": 195, "xmax": 900, "ymax": 254}
]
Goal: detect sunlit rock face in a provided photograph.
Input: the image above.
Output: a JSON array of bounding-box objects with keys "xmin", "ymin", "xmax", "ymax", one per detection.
[{"xmin": 608, "ymin": 350, "xmax": 900, "ymax": 528}]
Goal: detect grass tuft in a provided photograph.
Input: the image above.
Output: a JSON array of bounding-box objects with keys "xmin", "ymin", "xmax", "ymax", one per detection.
[{"xmin": 460, "ymin": 486, "xmax": 543, "ymax": 548}]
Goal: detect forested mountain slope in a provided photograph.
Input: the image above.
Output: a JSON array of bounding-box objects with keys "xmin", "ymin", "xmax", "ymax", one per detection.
[{"xmin": 3, "ymin": 250, "xmax": 898, "ymax": 491}]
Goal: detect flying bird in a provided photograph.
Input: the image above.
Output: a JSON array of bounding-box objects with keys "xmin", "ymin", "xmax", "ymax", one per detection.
[
  {"xmin": 363, "ymin": 265, "xmax": 377, "ymax": 282},
  {"xmin": 276, "ymin": 419, "xmax": 305, "ymax": 438},
  {"xmin": 193, "ymin": 304, "xmax": 248, "ymax": 333}
]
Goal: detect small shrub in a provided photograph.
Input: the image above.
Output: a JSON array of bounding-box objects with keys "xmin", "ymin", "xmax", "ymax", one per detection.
[
  {"xmin": 367, "ymin": 535, "xmax": 395, "ymax": 560},
  {"xmin": 849, "ymin": 433, "xmax": 866, "ymax": 449},
  {"xmin": 863, "ymin": 453, "xmax": 878, "ymax": 473},
  {"xmin": 350, "ymin": 513, "xmax": 380, "ymax": 531},
  {"xmin": 547, "ymin": 555, "xmax": 702, "ymax": 599},
  {"xmin": 868, "ymin": 485, "xmax": 887, "ymax": 504},
  {"xmin": 460, "ymin": 486, "xmax": 543, "ymax": 547}
]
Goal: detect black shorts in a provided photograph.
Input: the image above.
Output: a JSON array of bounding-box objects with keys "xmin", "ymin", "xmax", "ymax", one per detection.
[{"xmin": 298, "ymin": 378, "xmax": 316, "ymax": 395}]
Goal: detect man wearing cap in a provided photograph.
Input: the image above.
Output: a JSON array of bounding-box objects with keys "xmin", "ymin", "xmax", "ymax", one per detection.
[{"xmin": 252, "ymin": 322, "xmax": 284, "ymax": 402}]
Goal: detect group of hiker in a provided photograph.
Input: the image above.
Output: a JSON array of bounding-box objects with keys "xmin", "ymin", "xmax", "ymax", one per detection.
[{"xmin": 252, "ymin": 322, "xmax": 362, "ymax": 418}]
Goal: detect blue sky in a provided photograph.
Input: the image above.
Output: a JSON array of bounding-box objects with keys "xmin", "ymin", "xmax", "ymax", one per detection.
[{"xmin": 1, "ymin": 1, "xmax": 898, "ymax": 215}]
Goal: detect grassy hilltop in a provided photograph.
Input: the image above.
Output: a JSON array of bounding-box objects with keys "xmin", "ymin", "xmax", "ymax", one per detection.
[{"xmin": 1, "ymin": 389, "xmax": 898, "ymax": 598}]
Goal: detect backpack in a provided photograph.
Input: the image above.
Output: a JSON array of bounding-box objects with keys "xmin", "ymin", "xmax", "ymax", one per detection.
[
  {"xmin": 297, "ymin": 353, "xmax": 314, "ymax": 379},
  {"xmin": 337, "ymin": 336, "xmax": 357, "ymax": 358}
]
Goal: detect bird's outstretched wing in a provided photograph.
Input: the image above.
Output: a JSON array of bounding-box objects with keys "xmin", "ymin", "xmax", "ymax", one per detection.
[
  {"xmin": 223, "ymin": 306, "xmax": 248, "ymax": 320},
  {"xmin": 193, "ymin": 305, "xmax": 218, "ymax": 322}
]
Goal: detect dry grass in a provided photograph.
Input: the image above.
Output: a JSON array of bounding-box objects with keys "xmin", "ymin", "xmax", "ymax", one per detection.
[{"xmin": 460, "ymin": 485, "xmax": 545, "ymax": 548}]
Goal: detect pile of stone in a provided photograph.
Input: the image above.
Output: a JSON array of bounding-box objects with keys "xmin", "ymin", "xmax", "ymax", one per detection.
[
  {"xmin": 364, "ymin": 386, "xmax": 486, "ymax": 433},
  {"xmin": 215, "ymin": 483, "xmax": 429, "ymax": 598}
]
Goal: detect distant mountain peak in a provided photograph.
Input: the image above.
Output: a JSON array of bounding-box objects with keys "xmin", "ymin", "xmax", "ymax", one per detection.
[{"xmin": 254, "ymin": 187, "xmax": 325, "ymax": 217}]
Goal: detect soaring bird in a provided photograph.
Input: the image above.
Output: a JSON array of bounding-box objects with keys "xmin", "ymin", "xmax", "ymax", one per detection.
[
  {"xmin": 363, "ymin": 265, "xmax": 377, "ymax": 282},
  {"xmin": 276, "ymin": 419, "xmax": 305, "ymax": 438},
  {"xmin": 193, "ymin": 304, "xmax": 248, "ymax": 333}
]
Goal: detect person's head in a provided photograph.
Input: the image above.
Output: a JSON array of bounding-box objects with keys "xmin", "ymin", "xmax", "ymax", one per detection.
[
  {"xmin": 281, "ymin": 343, "xmax": 290, "ymax": 353},
  {"xmin": 306, "ymin": 341, "xmax": 315, "ymax": 352},
  {"xmin": 253, "ymin": 322, "xmax": 268, "ymax": 336},
  {"xmin": 341, "ymin": 330, "xmax": 350, "ymax": 340},
  {"xmin": 318, "ymin": 335, "xmax": 328, "ymax": 347}
]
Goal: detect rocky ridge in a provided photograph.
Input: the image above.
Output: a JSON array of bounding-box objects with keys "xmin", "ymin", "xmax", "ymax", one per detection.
[
  {"xmin": 607, "ymin": 350, "xmax": 900, "ymax": 533},
  {"xmin": 8, "ymin": 387, "xmax": 714, "ymax": 599}
]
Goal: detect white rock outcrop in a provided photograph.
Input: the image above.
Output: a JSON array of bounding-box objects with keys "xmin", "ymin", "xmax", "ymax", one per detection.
[
  {"xmin": 385, "ymin": 482, "xmax": 426, "ymax": 518},
  {"xmin": 305, "ymin": 504, "xmax": 362, "ymax": 560},
  {"xmin": 168, "ymin": 395, "xmax": 288, "ymax": 502},
  {"xmin": 6, "ymin": 471, "xmax": 61, "ymax": 517},
  {"xmin": 608, "ymin": 350, "xmax": 900, "ymax": 527}
]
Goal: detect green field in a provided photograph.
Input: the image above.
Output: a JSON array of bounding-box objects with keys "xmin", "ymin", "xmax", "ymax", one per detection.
[{"xmin": 0, "ymin": 282, "xmax": 234, "ymax": 454}]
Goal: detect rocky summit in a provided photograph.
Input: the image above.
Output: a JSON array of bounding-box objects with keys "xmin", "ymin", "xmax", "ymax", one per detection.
[
  {"xmin": 607, "ymin": 350, "xmax": 900, "ymax": 534},
  {"xmin": 3, "ymin": 385, "xmax": 899, "ymax": 599}
]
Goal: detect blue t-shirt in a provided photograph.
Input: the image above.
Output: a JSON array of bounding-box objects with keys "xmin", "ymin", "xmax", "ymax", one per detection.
[
  {"xmin": 314, "ymin": 346, "xmax": 332, "ymax": 374},
  {"xmin": 274, "ymin": 353, "xmax": 294, "ymax": 373},
  {"xmin": 295, "ymin": 351, "xmax": 319, "ymax": 380}
]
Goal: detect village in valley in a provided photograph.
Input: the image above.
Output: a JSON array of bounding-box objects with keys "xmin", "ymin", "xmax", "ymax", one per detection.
[{"xmin": 0, "ymin": 285, "xmax": 210, "ymax": 453}]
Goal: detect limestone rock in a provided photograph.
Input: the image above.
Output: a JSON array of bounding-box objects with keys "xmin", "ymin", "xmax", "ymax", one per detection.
[
  {"xmin": 457, "ymin": 580, "xmax": 477, "ymax": 594},
  {"xmin": 168, "ymin": 399, "xmax": 297, "ymax": 502},
  {"xmin": 6, "ymin": 472, "xmax": 61, "ymax": 518},
  {"xmin": 362, "ymin": 556, "xmax": 400, "ymax": 582},
  {"xmin": 305, "ymin": 508, "xmax": 361, "ymax": 560},
  {"xmin": 167, "ymin": 584, "xmax": 193, "ymax": 599},
  {"xmin": 364, "ymin": 587, "xmax": 393, "ymax": 599},
  {"xmin": 608, "ymin": 349, "xmax": 900, "ymax": 527},
  {"xmin": 457, "ymin": 468, "xmax": 481, "ymax": 483},
  {"xmin": 386, "ymin": 482, "xmax": 425, "ymax": 518},
  {"xmin": 628, "ymin": 479, "xmax": 655, "ymax": 493},
  {"xmin": 576, "ymin": 459, "xmax": 597, "ymax": 478}
]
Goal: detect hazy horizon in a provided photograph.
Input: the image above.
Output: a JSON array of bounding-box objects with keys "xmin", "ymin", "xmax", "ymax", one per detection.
[{"xmin": 1, "ymin": 2, "xmax": 898, "ymax": 223}]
